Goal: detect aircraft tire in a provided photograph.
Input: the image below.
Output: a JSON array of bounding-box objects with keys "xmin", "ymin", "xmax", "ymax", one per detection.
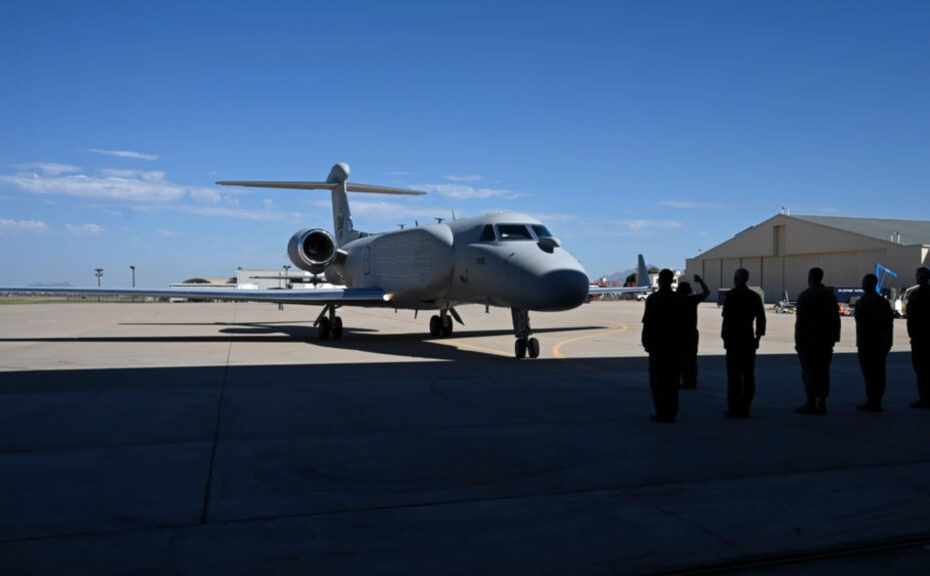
[
  {"xmin": 319, "ymin": 317, "xmax": 331, "ymax": 339},
  {"xmin": 528, "ymin": 337, "xmax": 540, "ymax": 358},
  {"xmin": 441, "ymin": 315, "xmax": 453, "ymax": 337},
  {"xmin": 515, "ymin": 338, "xmax": 527, "ymax": 359},
  {"xmin": 332, "ymin": 316, "xmax": 343, "ymax": 339},
  {"xmin": 429, "ymin": 315, "xmax": 441, "ymax": 337}
]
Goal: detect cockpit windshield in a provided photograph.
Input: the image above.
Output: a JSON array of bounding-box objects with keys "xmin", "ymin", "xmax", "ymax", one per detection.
[
  {"xmin": 496, "ymin": 224, "xmax": 534, "ymax": 241},
  {"xmin": 531, "ymin": 225, "xmax": 553, "ymax": 239}
]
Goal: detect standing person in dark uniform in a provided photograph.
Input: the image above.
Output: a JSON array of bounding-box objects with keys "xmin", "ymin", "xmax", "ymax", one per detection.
[
  {"xmin": 721, "ymin": 268, "xmax": 766, "ymax": 418},
  {"xmin": 677, "ymin": 274, "xmax": 710, "ymax": 389},
  {"xmin": 906, "ymin": 267, "xmax": 930, "ymax": 409},
  {"xmin": 642, "ymin": 269, "xmax": 684, "ymax": 422},
  {"xmin": 854, "ymin": 273, "xmax": 894, "ymax": 412},
  {"xmin": 794, "ymin": 267, "xmax": 840, "ymax": 415}
]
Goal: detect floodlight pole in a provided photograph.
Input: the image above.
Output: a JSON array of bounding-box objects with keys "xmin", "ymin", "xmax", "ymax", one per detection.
[
  {"xmin": 130, "ymin": 265, "xmax": 136, "ymax": 288},
  {"xmin": 95, "ymin": 268, "xmax": 103, "ymax": 288}
]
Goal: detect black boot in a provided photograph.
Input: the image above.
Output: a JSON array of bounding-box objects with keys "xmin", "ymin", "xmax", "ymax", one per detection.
[
  {"xmin": 815, "ymin": 397, "xmax": 827, "ymax": 414},
  {"xmin": 795, "ymin": 394, "xmax": 817, "ymax": 414}
]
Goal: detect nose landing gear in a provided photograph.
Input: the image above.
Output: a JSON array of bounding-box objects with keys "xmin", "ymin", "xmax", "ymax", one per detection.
[
  {"xmin": 429, "ymin": 307, "xmax": 462, "ymax": 338},
  {"xmin": 511, "ymin": 307, "xmax": 540, "ymax": 359}
]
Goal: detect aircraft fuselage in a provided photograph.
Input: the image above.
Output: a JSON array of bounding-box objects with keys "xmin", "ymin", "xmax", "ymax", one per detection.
[{"xmin": 334, "ymin": 211, "xmax": 590, "ymax": 312}]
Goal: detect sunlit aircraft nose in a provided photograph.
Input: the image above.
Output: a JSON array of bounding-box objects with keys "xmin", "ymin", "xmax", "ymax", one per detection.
[{"xmin": 537, "ymin": 267, "xmax": 590, "ymax": 311}]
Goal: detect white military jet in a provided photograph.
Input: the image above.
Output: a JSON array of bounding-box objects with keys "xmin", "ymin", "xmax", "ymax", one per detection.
[{"xmin": 2, "ymin": 163, "xmax": 650, "ymax": 358}]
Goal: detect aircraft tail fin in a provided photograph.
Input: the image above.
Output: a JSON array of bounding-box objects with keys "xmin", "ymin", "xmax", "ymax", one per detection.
[
  {"xmin": 217, "ymin": 163, "xmax": 426, "ymax": 247},
  {"xmin": 637, "ymin": 254, "xmax": 650, "ymax": 287}
]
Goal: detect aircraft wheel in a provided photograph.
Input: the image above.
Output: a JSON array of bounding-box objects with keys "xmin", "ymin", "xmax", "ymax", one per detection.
[
  {"xmin": 429, "ymin": 315, "xmax": 442, "ymax": 337},
  {"xmin": 332, "ymin": 316, "xmax": 343, "ymax": 339},
  {"xmin": 319, "ymin": 317, "xmax": 331, "ymax": 339},
  {"xmin": 441, "ymin": 315, "xmax": 453, "ymax": 337},
  {"xmin": 527, "ymin": 337, "xmax": 540, "ymax": 359},
  {"xmin": 514, "ymin": 338, "xmax": 527, "ymax": 359}
]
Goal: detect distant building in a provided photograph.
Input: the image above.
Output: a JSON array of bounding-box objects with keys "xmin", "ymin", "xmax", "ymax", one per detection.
[{"xmin": 685, "ymin": 214, "xmax": 930, "ymax": 303}]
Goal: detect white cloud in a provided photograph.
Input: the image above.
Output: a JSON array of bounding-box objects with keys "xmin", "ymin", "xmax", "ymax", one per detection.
[
  {"xmin": 608, "ymin": 219, "xmax": 682, "ymax": 234},
  {"xmin": 158, "ymin": 229, "xmax": 182, "ymax": 237},
  {"xmin": 13, "ymin": 162, "xmax": 82, "ymax": 176},
  {"xmin": 349, "ymin": 199, "xmax": 454, "ymax": 223},
  {"xmin": 0, "ymin": 166, "xmax": 230, "ymax": 206},
  {"xmin": 0, "ymin": 218, "xmax": 48, "ymax": 236},
  {"xmin": 419, "ymin": 183, "xmax": 526, "ymax": 200},
  {"xmin": 87, "ymin": 148, "xmax": 159, "ymax": 161},
  {"xmin": 66, "ymin": 223, "xmax": 104, "ymax": 237},
  {"xmin": 189, "ymin": 187, "xmax": 223, "ymax": 204},
  {"xmin": 527, "ymin": 213, "xmax": 578, "ymax": 224},
  {"xmin": 660, "ymin": 200, "xmax": 732, "ymax": 209},
  {"xmin": 176, "ymin": 205, "xmax": 301, "ymax": 221},
  {"xmin": 444, "ymin": 174, "xmax": 483, "ymax": 182},
  {"xmin": 0, "ymin": 171, "xmax": 186, "ymax": 203}
]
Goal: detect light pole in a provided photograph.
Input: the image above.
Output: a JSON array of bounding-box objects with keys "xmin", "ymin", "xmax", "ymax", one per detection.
[
  {"xmin": 95, "ymin": 268, "xmax": 103, "ymax": 287},
  {"xmin": 283, "ymin": 264, "xmax": 291, "ymax": 288},
  {"xmin": 130, "ymin": 265, "xmax": 136, "ymax": 288}
]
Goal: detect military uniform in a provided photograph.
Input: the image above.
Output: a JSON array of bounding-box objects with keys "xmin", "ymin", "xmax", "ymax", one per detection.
[
  {"xmin": 854, "ymin": 291, "xmax": 894, "ymax": 410},
  {"xmin": 795, "ymin": 283, "xmax": 840, "ymax": 413},
  {"xmin": 642, "ymin": 288, "xmax": 684, "ymax": 422},
  {"xmin": 721, "ymin": 284, "xmax": 766, "ymax": 417},
  {"xmin": 907, "ymin": 282, "xmax": 930, "ymax": 407}
]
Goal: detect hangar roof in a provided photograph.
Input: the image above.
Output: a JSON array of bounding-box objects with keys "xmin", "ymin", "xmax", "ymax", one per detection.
[{"xmin": 791, "ymin": 215, "xmax": 930, "ymax": 245}]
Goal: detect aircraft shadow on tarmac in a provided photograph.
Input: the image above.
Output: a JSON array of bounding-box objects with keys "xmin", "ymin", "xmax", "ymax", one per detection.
[{"xmin": 0, "ymin": 322, "xmax": 603, "ymax": 362}]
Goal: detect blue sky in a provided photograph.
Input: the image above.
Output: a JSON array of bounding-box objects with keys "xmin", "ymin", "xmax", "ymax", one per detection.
[{"xmin": 2, "ymin": 0, "xmax": 928, "ymax": 286}]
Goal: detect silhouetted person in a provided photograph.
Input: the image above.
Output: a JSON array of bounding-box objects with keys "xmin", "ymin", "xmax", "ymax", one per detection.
[
  {"xmin": 794, "ymin": 267, "xmax": 840, "ymax": 415},
  {"xmin": 642, "ymin": 269, "xmax": 684, "ymax": 422},
  {"xmin": 721, "ymin": 268, "xmax": 766, "ymax": 418},
  {"xmin": 677, "ymin": 274, "xmax": 710, "ymax": 389},
  {"xmin": 907, "ymin": 267, "xmax": 930, "ymax": 409},
  {"xmin": 854, "ymin": 273, "xmax": 894, "ymax": 412}
]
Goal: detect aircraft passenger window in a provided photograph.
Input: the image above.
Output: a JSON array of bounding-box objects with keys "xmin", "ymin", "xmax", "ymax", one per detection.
[
  {"xmin": 478, "ymin": 225, "xmax": 496, "ymax": 242},
  {"xmin": 531, "ymin": 225, "xmax": 553, "ymax": 239},
  {"xmin": 496, "ymin": 224, "xmax": 533, "ymax": 241}
]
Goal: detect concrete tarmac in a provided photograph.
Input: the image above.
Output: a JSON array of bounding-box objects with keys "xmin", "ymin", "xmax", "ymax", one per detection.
[{"xmin": 1, "ymin": 300, "xmax": 929, "ymax": 575}]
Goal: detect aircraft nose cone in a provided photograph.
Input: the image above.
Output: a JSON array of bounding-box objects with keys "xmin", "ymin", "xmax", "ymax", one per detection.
[{"xmin": 540, "ymin": 268, "xmax": 590, "ymax": 311}]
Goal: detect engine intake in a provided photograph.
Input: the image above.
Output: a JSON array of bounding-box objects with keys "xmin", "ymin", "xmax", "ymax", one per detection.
[{"xmin": 287, "ymin": 228, "xmax": 337, "ymax": 273}]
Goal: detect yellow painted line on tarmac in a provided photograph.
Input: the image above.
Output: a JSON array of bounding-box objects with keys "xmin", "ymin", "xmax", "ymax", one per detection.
[
  {"xmin": 552, "ymin": 323, "xmax": 629, "ymax": 360},
  {"xmin": 433, "ymin": 322, "xmax": 632, "ymax": 360},
  {"xmin": 450, "ymin": 340, "xmax": 513, "ymax": 357}
]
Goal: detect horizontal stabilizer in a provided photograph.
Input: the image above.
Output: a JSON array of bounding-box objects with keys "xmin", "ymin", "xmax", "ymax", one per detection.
[{"xmin": 216, "ymin": 181, "xmax": 426, "ymax": 195}]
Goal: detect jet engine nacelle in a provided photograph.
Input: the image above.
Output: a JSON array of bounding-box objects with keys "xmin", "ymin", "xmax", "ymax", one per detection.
[{"xmin": 287, "ymin": 228, "xmax": 337, "ymax": 273}]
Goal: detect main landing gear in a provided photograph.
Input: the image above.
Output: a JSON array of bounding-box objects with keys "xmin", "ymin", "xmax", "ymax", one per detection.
[
  {"xmin": 315, "ymin": 304, "xmax": 343, "ymax": 339},
  {"xmin": 511, "ymin": 307, "xmax": 540, "ymax": 359}
]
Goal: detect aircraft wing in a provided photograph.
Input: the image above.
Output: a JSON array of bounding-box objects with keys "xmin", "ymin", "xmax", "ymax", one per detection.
[
  {"xmin": 0, "ymin": 286, "xmax": 390, "ymax": 306},
  {"xmin": 588, "ymin": 285, "xmax": 652, "ymax": 295}
]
